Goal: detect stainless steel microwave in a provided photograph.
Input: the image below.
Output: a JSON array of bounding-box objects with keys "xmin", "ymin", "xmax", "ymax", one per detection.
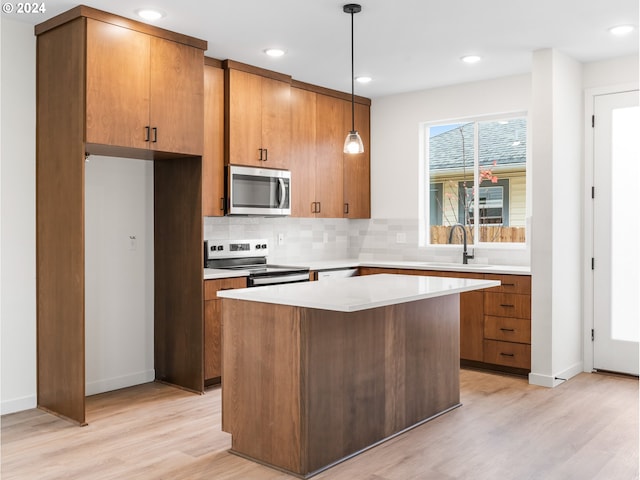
[{"xmin": 226, "ymin": 165, "xmax": 291, "ymax": 216}]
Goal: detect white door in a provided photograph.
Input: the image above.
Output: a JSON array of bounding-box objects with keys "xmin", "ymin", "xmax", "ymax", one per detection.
[{"xmin": 593, "ymin": 90, "xmax": 639, "ymax": 376}]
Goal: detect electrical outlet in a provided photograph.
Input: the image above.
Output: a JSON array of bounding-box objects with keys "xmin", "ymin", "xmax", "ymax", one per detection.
[
  {"xmin": 396, "ymin": 232, "xmax": 406, "ymax": 244},
  {"xmin": 129, "ymin": 235, "xmax": 137, "ymax": 251}
]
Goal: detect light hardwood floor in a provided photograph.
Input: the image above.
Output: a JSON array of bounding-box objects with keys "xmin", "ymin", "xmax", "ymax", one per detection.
[{"xmin": 2, "ymin": 369, "xmax": 638, "ymax": 480}]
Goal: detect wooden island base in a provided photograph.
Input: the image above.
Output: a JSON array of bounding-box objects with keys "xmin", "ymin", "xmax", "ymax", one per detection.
[{"xmin": 221, "ymin": 294, "xmax": 461, "ymax": 478}]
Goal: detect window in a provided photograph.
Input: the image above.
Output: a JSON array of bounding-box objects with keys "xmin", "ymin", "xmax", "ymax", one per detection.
[{"xmin": 425, "ymin": 116, "xmax": 527, "ymax": 245}]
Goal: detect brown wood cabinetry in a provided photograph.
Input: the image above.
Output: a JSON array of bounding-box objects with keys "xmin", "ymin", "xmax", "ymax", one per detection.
[
  {"xmin": 343, "ymin": 102, "xmax": 371, "ymax": 218},
  {"xmin": 358, "ymin": 267, "xmax": 532, "ymax": 373},
  {"xmin": 482, "ymin": 274, "xmax": 532, "ymax": 370},
  {"xmin": 202, "ymin": 59, "xmax": 225, "ymax": 216},
  {"xmin": 85, "ymin": 18, "xmax": 204, "ymax": 156},
  {"xmin": 315, "ymin": 94, "xmax": 347, "ymax": 217},
  {"xmin": 224, "ymin": 61, "xmax": 291, "ymax": 168},
  {"xmin": 203, "ymin": 277, "xmax": 247, "ymax": 383},
  {"xmin": 291, "ymin": 82, "xmax": 371, "ymax": 218},
  {"xmin": 35, "ymin": 6, "xmax": 207, "ymax": 424}
]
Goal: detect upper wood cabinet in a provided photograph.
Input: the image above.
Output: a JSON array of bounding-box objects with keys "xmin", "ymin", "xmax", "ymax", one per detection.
[
  {"xmin": 203, "ymin": 60, "xmax": 225, "ymax": 217},
  {"xmin": 343, "ymin": 102, "xmax": 371, "ymax": 218},
  {"xmin": 315, "ymin": 94, "xmax": 347, "ymax": 218},
  {"xmin": 291, "ymin": 86, "xmax": 371, "ymax": 219},
  {"xmin": 85, "ymin": 18, "xmax": 204, "ymax": 156},
  {"xmin": 224, "ymin": 62, "xmax": 291, "ymax": 169},
  {"xmin": 290, "ymin": 87, "xmax": 317, "ymax": 217}
]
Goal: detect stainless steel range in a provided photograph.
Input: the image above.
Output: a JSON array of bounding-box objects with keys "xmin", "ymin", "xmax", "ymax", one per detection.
[{"xmin": 204, "ymin": 238, "xmax": 310, "ymax": 287}]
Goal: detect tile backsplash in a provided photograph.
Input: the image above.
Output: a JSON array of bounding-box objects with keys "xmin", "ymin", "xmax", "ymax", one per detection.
[{"xmin": 204, "ymin": 217, "xmax": 530, "ymax": 266}]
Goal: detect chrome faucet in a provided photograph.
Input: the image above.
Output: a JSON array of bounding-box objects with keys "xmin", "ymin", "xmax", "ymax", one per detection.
[{"xmin": 448, "ymin": 223, "xmax": 474, "ymax": 264}]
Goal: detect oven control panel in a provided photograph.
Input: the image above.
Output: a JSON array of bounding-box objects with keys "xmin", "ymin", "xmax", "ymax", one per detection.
[{"xmin": 205, "ymin": 238, "xmax": 269, "ymax": 260}]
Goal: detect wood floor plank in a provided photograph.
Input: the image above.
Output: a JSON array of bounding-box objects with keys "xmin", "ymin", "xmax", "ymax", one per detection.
[{"xmin": 1, "ymin": 370, "xmax": 637, "ymax": 479}]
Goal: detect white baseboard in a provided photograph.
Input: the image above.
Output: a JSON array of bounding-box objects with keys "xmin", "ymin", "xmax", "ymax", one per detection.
[
  {"xmin": 86, "ymin": 369, "xmax": 155, "ymax": 396},
  {"xmin": 529, "ymin": 361, "xmax": 583, "ymax": 388},
  {"xmin": 1, "ymin": 394, "xmax": 37, "ymax": 415}
]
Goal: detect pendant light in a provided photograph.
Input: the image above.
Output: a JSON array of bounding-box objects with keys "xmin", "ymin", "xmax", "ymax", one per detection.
[{"xmin": 343, "ymin": 3, "xmax": 365, "ymax": 154}]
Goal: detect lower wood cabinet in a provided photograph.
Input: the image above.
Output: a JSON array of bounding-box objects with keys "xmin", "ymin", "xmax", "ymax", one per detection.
[
  {"xmin": 204, "ymin": 276, "xmax": 247, "ymax": 383},
  {"xmin": 358, "ymin": 267, "xmax": 532, "ymax": 374}
]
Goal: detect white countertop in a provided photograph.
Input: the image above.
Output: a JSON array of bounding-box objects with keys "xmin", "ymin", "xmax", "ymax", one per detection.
[
  {"xmin": 217, "ymin": 273, "xmax": 500, "ymax": 312},
  {"xmin": 205, "ymin": 259, "xmax": 530, "ymax": 280},
  {"xmin": 286, "ymin": 259, "xmax": 530, "ymax": 275},
  {"xmin": 204, "ymin": 268, "xmax": 250, "ymax": 280}
]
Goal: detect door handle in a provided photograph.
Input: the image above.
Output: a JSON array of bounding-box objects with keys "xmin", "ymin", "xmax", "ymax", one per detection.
[{"xmin": 277, "ymin": 178, "xmax": 286, "ymax": 208}]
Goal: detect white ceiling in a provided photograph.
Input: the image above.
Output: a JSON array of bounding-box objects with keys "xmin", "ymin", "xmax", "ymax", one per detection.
[{"xmin": 9, "ymin": 0, "xmax": 639, "ymax": 98}]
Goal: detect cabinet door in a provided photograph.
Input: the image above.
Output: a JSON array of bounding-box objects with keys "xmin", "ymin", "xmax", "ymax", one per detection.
[
  {"xmin": 343, "ymin": 102, "xmax": 370, "ymax": 218},
  {"xmin": 226, "ymin": 69, "xmax": 263, "ymax": 166},
  {"xmin": 203, "ymin": 65, "xmax": 225, "ymax": 216},
  {"xmin": 290, "ymin": 88, "xmax": 317, "ymax": 216},
  {"xmin": 85, "ymin": 19, "xmax": 150, "ymax": 149},
  {"xmin": 315, "ymin": 94, "xmax": 345, "ymax": 218},
  {"xmin": 150, "ymin": 37, "xmax": 204, "ymax": 156},
  {"xmin": 261, "ymin": 77, "xmax": 291, "ymax": 169},
  {"xmin": 460, "ymin": 290, "xmax": 484, "ymax": 361},
  {"xmin": 204, "ymin": 299, "xmax": 221, "ymax": 380}
]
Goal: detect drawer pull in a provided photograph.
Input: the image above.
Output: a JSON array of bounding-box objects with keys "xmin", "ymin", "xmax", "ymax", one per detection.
[
  {"xmin": 500, "ymin": 328, "xmax": 515, "ymax": 332},
  {"xmin": 500, "ymin": 304, "xmax": 515, "ymax": 308},
  {"xmin": 500, "ymin": 352, "xmax": 515, "ymax": 357},
  {"xmin": 502, "ymin": 283, "xmax": 516, "ymax": 287}
]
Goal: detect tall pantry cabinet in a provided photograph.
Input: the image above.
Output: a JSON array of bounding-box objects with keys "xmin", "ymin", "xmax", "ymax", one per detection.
[{"xmin": 35, "ymin": 6, "xmax": 207, "ymax": 425}]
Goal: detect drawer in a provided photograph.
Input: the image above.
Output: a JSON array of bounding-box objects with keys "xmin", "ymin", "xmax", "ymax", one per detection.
[
  {"xmin": 484, "ymin": 316, "xmax": 531, "ymax": 344},
  {"xmin": 204, "ymin": 277, "xmax": 247, "ymax": 300},
  {"xmin": 484, "ymin": 292, "xmax": 531, "ymax": 319},
  {"xmin": 483, "ymin": 274, "xmax": 531, "ymax": 294},
  {"xmin": 483, "ymin": 339, "xmax": 531, "ymax": 369}
]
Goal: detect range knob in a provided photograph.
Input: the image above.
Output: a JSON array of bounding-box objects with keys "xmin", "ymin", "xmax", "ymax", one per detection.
[
  {"xmin": 255, "ymin": 244, "xmax": 262, "ymax": 249},
  {"xmin": 261, "ymin": 244, "xmax": 267, "ymax": 249},
  {"xmin": 217, "ymin": 245, "xmax": 224, "ymax": 251}
]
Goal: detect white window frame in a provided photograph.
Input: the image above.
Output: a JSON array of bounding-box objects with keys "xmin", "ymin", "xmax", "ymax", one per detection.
[{"xmin": 421, "ymin": 111, "xmax": 528, "ymax": 248}]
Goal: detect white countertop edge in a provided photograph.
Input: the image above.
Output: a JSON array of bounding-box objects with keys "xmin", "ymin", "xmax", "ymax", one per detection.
[
  {"xmin": 204, "ymin": 268, "xmax": 250, "ymax": 280},
  {"xmin": 204, "ymin": 259, "xmax": 530, "ymax": 280},
  {"xmin": 217, "ymin": 274, "xmax": 500, "ymax": 312}
]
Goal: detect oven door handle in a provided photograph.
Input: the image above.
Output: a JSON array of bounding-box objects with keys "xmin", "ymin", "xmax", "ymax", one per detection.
[
  {"xmin": 250, "ymin": 272, "xmax": 309, "ymax": 286},
  {"xmin": 277, "ymin": 178, "xmax": 286, "ymax": 209}
]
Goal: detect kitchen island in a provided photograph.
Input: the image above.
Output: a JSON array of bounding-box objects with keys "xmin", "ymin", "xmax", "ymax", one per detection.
[{"xmin": 218, "ymin": 274, "xmax": 499, "ymax": 477}]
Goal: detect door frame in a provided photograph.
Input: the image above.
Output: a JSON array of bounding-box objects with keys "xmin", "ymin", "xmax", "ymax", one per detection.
[{"xmin": 583, "ymin": 83, "xmax": 639, "ymax": 373}]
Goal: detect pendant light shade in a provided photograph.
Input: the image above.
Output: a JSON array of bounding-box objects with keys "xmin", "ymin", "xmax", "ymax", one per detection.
[
  {"xmin": 344, "ymin": 131, "xmax": 364, "ymax": 154},
  {"xmin": 343, "ymin": 3, "xmax": 364, "ymax": 154}
]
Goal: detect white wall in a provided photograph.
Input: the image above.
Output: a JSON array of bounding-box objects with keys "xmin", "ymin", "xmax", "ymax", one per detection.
[
  {"xmin": 371, "ymin": 74, "xmax": 531, "ymax": 219},
  {"xmin": 85, "ymin": 156, "xmax": 155, "ymax": 396},
  {"xmin": 1, "ymin": 18, "xmax": 37, "ymax": 414},
  {"xmin": 370, "ymin": 74, "xmax": 532, "ymax": 266}
]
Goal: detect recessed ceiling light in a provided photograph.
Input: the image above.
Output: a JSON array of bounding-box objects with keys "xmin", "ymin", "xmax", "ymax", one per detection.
[
  {"xmin": 356, "ymin": 76, "xmax": 372, "ymax": 84},
  {"xmin": 264, "ymin": 48, "xmax": 286, "ymax": 57},
  {"xmin": 461, "ymin": 55, "xmax": 482, "ymax": 64},
  {"xmin": 608, "ymin": 25, "xmax": 635, "ymax": 36},
  {"xmin": 136, "ymin": 8, "xmax": 164, "ymax": 21}
]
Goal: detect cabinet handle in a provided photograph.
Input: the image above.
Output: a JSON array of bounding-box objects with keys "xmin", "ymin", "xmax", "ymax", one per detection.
[
  {"xmin": 344, "ymin": 203, "xmax": 349, "ymax": 214},
  {"xmin": 500, "ymin": 352, "xmax": 515, "ymax": 357},
  {"xmin": 500, "ymin": 328, "xmax": 515, "ymax": 332},
  {"xmin": 500, "ymin": 304, "xmax": 515, "ymax": 308},
  {"xmin": 144, "ymin": 126, "xmax": 151, "ymax": 142},
  {"xmin": 264, "ymin": 148, "xmax": 268, "ymax": 162},
  {"xmin": 317, "ymin": 202, "xmax": 321, "ymax": 213},
  {"xmin": 220, "ymin": 198, "xmax": 225, "ymax": 212},
  {"xmin": 502, "ymin": 283, "xmax": 516, "ymax": 287},
  {"xmin": 152, "ymin": 127, "xmax": 158, "ymax": 143},
  {"xmin": 258, "ymin": 148, "xmax": 263, "ymax": 161}
]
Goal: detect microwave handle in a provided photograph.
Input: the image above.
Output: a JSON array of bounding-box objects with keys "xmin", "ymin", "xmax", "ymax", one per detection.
[{"xmin": 277, "ymin": 178, "xmax": 287, "ymax": 208}]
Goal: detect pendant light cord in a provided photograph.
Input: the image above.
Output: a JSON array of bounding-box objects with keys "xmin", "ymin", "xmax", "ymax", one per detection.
[{"xmin": 350, "ymin": 8, "xmax": 355, "ymax": 132}]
